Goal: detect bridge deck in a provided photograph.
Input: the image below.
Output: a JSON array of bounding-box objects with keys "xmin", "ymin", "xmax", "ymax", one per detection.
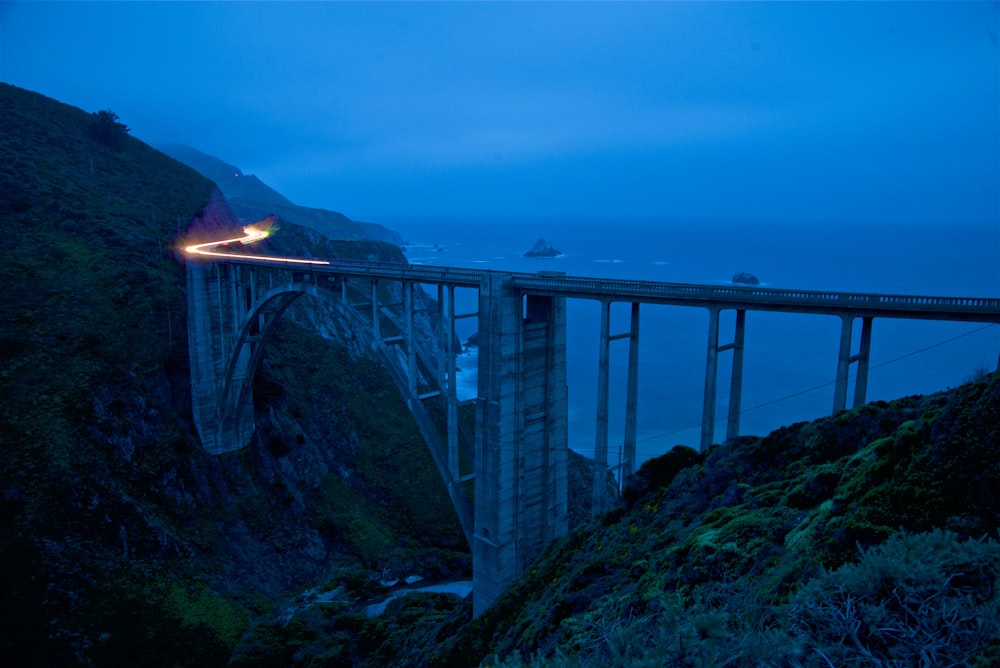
[{"xmin": 210, "ymin": 255, "xmax": 1000, "ymax": 323}]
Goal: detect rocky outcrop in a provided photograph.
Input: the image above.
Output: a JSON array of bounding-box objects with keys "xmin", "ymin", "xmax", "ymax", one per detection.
[
  {"xmin": 732, "ymin": 271, "xmax": 760, "ymax": 285},
  {"xmin": 524, "ymin": 238, "xmax": 562, "ymax": 257}
]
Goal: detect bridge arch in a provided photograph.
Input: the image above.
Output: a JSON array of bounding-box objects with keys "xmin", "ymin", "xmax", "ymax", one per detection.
[
  {"xmin": 215, "ymin": 278, "xmax": 475, "ymax": 546},
  {"xmin": 188, "ymin": 261, "xmax": 570, "ymax": 616}
]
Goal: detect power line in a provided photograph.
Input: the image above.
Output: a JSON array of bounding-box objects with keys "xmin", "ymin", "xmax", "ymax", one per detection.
[{"xmin": 630, "ymin": 322, "xmax": 998, "ymax": 453}]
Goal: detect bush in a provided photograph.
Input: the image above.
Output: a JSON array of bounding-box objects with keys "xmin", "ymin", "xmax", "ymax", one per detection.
[
  {"xmin": 788, "ymin": 529, "xmax": 1000, "ymax": 666},
  {"xmin": 88, "ymin": 109, "xmax": 130, "ymax": 149}
]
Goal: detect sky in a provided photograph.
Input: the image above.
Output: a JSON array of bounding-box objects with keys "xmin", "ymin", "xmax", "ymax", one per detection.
[{"xmin": 2, "ymin": 1, "xmax": 998, "ymax": 225}]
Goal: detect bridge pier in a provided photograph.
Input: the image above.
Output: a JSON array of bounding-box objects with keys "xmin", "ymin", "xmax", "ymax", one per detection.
[
  {"xmin": 437, "ymin": 285, "xmax": 460, "ymax": 479},
  {"xmin": 187, "ymin": 262, "xmax": 256, "ymax": 454},
  {"xmin": 594, "ymin": 299, "xmax": 611, "ymax": 512},
  {"xmin": 700, "ymin": 308, "xmax": 747, "ymax": 451},
  {"xmin": 622, "ymin": 302, "xmax": 640, "ymax": 488},
  {"xmin": 834, "ymin": 315, "xmax": 873, "ymax": 413},
  {"xmin": 474, "ymin": 274, "xmax": 568, "ymax": 616},
  {"xmin": 593, "ymin": 301, "xmax": 642, "ymax": 510}
]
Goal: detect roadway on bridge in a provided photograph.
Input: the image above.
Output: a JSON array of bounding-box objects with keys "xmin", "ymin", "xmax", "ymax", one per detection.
[{"xmin": 184, "ymin": 227, "xmax": 1000, "ymax": 324}]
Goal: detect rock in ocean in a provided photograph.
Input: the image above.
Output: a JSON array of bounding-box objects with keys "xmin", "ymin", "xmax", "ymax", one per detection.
[{"xmin": 524, "ymin": 238, "xmax": 562, "ymax": 257}]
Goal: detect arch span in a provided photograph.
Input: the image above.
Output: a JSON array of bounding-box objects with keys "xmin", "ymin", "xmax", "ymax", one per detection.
[
  {"xmin": 187, "ymin": 261, "xmax": 571, "ymax": 616},
  {"xmin": 219, "ymin": 279, "xmax": 475, "ymax": 546}
]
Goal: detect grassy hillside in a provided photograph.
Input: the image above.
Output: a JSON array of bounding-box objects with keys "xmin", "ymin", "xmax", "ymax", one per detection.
[
  {"xmin": 223, "ymin": 373, "xmax": 1000, "ymax": 666},
  {"xmin": 6, "ymin": 82, "xmax": 997, "ymax": 667},
  {"xmin": 444, "ymin": 375, "xmax": 1000, "ymax": 666},
  {"xmin": 0, "ymin": 83, "xmax": 462, "ymax": 666}
]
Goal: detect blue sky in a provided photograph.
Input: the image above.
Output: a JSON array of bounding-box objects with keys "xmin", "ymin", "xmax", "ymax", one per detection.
[{"xmin": 2, "ymin": 1, "xmax": 998, "ymax": 225}]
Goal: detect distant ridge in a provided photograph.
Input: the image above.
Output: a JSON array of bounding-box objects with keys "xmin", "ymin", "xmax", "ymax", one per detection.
[
  {"xmin": 159, "ymin": 144, "xmax": 402, "ymax": 245},
  {"xmin": 158, "ymin": 144, "xmax": 293, "ymax": 206}
]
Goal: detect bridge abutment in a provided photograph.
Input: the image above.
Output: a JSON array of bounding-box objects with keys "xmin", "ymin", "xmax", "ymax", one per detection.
[
  {"xmin": 187, "ymin": 262, "xmax": 255, "ymax": 454},
  {"xmin": 473, "ymin": 275, "xmax": 568, "ymax": 616}
]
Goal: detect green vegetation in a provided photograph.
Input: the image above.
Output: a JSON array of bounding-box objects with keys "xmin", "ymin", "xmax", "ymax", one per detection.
[
  {"xmin": 258, "ymin": 320, "xmax": 467, "ymax": 572},
  {"xmin": 230, "ymin": 374, "xmax": 1000, "ymax": 667},
  {"xmin": 0, "ymin": 83, "xmax": 463, "ymax": 665},
  {"xmin": 87, "ymin": 109, "xmax": 130, "ymax": 149},
  {"xmin": 433, "ymin": 373, "xmax": 1000, "ymax": 667},
  {"xmin": 5, "ymin": 83, "xmax": 998, "ymax": 666}
]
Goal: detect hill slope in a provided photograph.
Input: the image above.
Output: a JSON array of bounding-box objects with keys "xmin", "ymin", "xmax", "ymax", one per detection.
[
  {"xmin": 227, "ymin": 373, "xmax": 1000, "ymax": 666},
  {"xmin": 5, "ymin": 82, "xmax": 997, "ymax": 667},
  {"xmin": 436, "ymin": 375, "xmax": 1000, "ymax": 666},
  {"xmin": 0, "ymin": 83, "xmax": 463, "ymax": 666}
]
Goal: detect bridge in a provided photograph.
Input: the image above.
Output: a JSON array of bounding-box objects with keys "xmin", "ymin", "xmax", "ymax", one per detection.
[{"xmin": 186, "ymin": 251, "xmax": 1000, "ymax": 615}]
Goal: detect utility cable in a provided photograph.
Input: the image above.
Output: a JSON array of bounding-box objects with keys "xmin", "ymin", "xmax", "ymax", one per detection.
[{"xmin": 631, "ymin": 322, "xmax": 998, "ymax": 453}]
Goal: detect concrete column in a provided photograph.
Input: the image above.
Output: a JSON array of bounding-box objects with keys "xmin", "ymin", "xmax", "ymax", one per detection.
[
  {"xmin": 523, "ymin": 293, "xmax": 568, "ymax": 547},
  {"xmin": 404, "ymin": 282, "xmax": 416, "ymax": 393},
  {"xmin": 474, "ymin": 274, "xmax": 520, "ymax": 617},
  {"xmin": 188, "ymin": 262, "xmax": 218, "ymax": 450},
  {"xmin": 700, "ymin": 307, "xmax": 721, "ymax": 451},
  {"xmin": 437, "ymin": 285, "xmax": 446, "ymax": 385},
  {"xmin": 852, "ymin": 317, "xmax": 873, "ymax": 408},
  {"xmin": 622, "ymin": 302, "xmax": 640, "ymax": 486},
  {"xmin": 473, "ymin": 275, "xmax": 567, "ymax": 617},
  {"xmin": 726, "ymin": 309, "xmax": 747, "ymax": 441},
  {"xmin": 444, "ymin": 285, "xmax": 459, "ymax": 479},
  {"xmin": 833, "ymin": 315, "xmax": 853, "ymax": 413},
  {"xmin": 593, "ymin": 299, "xmax": 611, "ymax": 513},
  {"xmin": 371, "ymin": 280, "xmax": 380, "ymax": 339},
  {"xmin": 187, "ymin": 262, "xmax": 254, "ymax": 454}
]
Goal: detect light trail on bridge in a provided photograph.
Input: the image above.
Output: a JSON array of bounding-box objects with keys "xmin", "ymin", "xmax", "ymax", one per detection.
[{"xmin": 184, "ymin": 225, "xmax": 331, "ymax": 265}]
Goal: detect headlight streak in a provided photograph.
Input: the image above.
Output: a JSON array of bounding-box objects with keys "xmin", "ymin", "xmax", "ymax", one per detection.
[{"xmin": 183, "ymin": 226, "xmax": 331, "ymax": 265}]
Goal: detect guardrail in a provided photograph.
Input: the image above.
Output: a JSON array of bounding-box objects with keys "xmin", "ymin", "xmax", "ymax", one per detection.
[{"xmin": 211, "ymin": 255, "xmax": 1000, "ymax": 321}]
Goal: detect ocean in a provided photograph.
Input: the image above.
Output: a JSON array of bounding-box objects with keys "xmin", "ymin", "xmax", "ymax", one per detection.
[{"xmin": 381, "ymin": 216, "xmax": 999, "ymax": 465}]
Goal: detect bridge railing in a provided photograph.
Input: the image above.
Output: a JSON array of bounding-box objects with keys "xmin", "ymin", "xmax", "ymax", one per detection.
[
  {"xmin": 207, "ymin": 255, "xmax": 1000, "ymax": 319},
  {"xmin": 508, "ymin": 274, "xmax": 1000, "ymax": 316}
]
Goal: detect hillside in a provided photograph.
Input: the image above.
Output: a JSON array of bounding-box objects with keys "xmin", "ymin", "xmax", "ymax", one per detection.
[
  {"xmin": 0, "ymin": 83, "xmax": 463, "ymax": 666},
  {"xmin": 4, "ymin": 82, "xmax": 998, "ymax": 667},
  {"xmin": 225, "ymin": 372, "xmax": 1000, "ymax": 666},
  {"xmin": 159, "ymin": 144, "xmax": 403, "ymax": 245}
]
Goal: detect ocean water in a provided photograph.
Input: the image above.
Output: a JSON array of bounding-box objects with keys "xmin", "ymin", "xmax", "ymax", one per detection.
[{"xmin": 382, "ymin": 216, "xmax": 999, "ymax": 465}]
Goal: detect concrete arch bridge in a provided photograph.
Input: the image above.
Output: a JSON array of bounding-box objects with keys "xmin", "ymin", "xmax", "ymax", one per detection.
[{"xmin": 186, "ymin": 256, "xmax": 1000, "ymax": 615}]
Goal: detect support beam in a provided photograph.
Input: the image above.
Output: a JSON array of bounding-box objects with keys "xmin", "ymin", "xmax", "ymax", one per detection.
[
  {"xmin": 701, "ymin": 307, "xmax": 721, "ymax": 451},
  {"xmin": 404, "ymin": 282, "xmax": 416, "ymax": 394},
  {"xmin": 593, "ymin": 299, "xmax": 611, "ymax": 512},
  {"xmin": 371, "ymin": 280, "xmax": 380, "ymax": 339},
  {"xmin": 474, "ymin": 274, "xmax": 567, "ymax": 617},
  {"xmin": 726, "ymin": 309, "xmax": 747, "ymax": 441},
  {"xmin": 443, "ymin": 285, "xmax": 459, "ymax": 479},
  {"xmin": 833, "ymin": 315, "xmax": 854, "ymax": 413},
  {"xmin": 622, "ymin": 302, "xmax": 640, "ymax": 486},
  {"xmin": 852, "ymin": 317, "xmax": 873, "ymax": 408},
  {"xmin": 187, "ymin": 262, "xmax": 254, "ymax": 454}
]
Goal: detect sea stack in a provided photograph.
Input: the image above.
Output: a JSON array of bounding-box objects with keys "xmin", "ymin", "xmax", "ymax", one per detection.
[{"xmin": 524, "ymin": 238, "xmax": 561, "ymax": 257}]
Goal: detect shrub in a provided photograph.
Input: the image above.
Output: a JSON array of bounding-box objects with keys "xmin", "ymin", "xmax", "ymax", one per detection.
[
  {"xmin": 87, "ymin": 109, "xmax": 130, "ymax": 149},
  {"xmin": 788, "ymin": 529, "xmax": 1000, "ymax": 666}
]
